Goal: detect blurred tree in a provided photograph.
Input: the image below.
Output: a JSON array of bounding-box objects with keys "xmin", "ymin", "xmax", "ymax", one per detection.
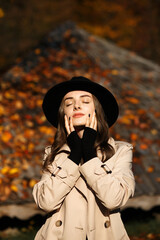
[
  {"xmin": 75, "ymin": 0, "xmax": 160, "ymax": 62},
  {"xmin": 0, "ymin": 0, "xmax": 160, "ymax": 72}
]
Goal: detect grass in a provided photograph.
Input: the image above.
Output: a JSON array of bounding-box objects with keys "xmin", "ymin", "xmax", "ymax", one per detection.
[{"xmin": 1, "ymin": 219, "xmax": 160, "ymax": 240}]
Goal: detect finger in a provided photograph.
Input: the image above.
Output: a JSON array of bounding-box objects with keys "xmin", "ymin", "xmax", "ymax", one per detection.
[
  {"xmin": 64, "ymin": 115, "xmax": 71, "ymax": 135},
  {"xmin": 85, "ymin": 114, "xmax": 90, "ymax": 127},
  {"xmin": 90, "ymin": 111, "xmax": 95, "ymax": 128},
  {"xmin": 69, "ymin": 116, "xmax": 75, "ymax": 132},
  {"xmin": 93, "ymin": 116, "xmax": 97, "ymax": 130}
]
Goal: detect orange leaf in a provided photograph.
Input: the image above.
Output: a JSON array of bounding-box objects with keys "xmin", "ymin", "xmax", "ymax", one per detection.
[
  {"xmin": 2, "ymin": 131, "xmax": 12, "ymax": 142},
  {"xmin": 39, "ymin": 126, "xmax": 53, "ymax": 135},
  {"xmin": 119, "ymin": 116, "xmax": 131, "ymax": 125},
  {"xmin": 126, "ymin": 97, "xmax": 139, "ymax": 104},
  {"xmin": 0, "ymin": 8, "xmax": 5, "ymax": 18},
  {"xmin": 156, "ymin": 177, "xmax": 160, "ymax": 182},
  {"xmin": 34, "ymin": 48, "xmax": 41, "ymax": 55},
  {"xmin": 10, "ymin": 114, "xmax": 20, "ymax": 121},
  {"xmin": 140, "ymin": 144, "xmax": 148, "ymax": 150},
  {"xmin": 130, "ymin": 133, "xmax": 138, "ymax": 141},
  {"xmin": 0, "ymin": 105, "xmax": 5, "ymax": 115},
  {"xmin": 24, "ymin": 129, "xmax": 35, "ymax": 138},
  {"xmin": 22, "ymin": 180, "xmax": 28, "ymax": 189},
  {"xmin": 147, "ymin": 166, "xmax": 154, "ymax": 173}
]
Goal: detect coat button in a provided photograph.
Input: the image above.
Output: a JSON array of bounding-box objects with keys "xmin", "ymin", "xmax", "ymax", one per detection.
[
  {"xmin": 55, "ymin": 220, "xmax": 62, "ymax": 227},
  {"xmin": 104, "ymin": 220, "xmax": 110, "ymax": 228}
]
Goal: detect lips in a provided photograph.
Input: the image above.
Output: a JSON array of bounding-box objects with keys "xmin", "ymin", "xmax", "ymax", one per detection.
[{"xmin": 72, "ymin": 113, "xmax": 85, "ymax": 118}]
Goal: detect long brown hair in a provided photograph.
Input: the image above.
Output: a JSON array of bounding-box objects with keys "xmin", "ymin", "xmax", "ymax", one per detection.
[{"xmin": 43, "ymin": 94, "xmax": 115, "ymax": 171}]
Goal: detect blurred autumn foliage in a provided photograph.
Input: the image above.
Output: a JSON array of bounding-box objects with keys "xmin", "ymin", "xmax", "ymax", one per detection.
[
  {"xmin": 0, "ymin": 0, "xmax": 160, "ymax": 72},
  {"xmin": 0, "ymin": 22, "xmax": 160, "ymax": 206}
]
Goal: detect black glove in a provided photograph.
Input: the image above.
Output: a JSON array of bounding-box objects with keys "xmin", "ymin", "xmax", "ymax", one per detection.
[
  {"xmin": 82, "ymin": 127, "xmax": 97, "ymax": 163},
  {"xmin": 67, "ymin": 131, "xmax": 82, "ymax": 165}
]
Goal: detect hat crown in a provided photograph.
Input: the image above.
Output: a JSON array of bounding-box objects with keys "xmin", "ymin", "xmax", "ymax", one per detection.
[{"xmin": 70, "ymin": 76, "xmax": 91, "ymax": 83}]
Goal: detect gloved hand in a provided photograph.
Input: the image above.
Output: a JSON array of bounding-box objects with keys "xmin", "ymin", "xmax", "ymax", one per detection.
[
  {"xmin": 82, "ymin": 127, "xmax": 97, "ymax": 163},
  {"xmin": 67, "ymin": 131, "xmax": 82, "ymax": 165}
]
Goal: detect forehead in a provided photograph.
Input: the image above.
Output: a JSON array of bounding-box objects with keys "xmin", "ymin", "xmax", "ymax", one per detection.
[{"xmin": 64, "ymin": 90, "xmax": 92, "ymax": 99}]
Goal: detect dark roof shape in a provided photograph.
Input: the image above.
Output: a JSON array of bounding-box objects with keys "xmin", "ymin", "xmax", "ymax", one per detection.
[{"xmin": 1, "ymin": 22, "xmax": 160, "ymax": 216}]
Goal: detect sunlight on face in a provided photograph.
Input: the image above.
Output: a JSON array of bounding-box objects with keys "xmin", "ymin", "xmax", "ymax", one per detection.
[{"xmin": 63, "ymin": 90, "xmax": 95, "ymax": 127}]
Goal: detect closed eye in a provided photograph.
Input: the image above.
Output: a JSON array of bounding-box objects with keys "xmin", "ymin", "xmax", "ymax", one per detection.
[{"xmin": 65, "ymin": 103, "xmax": 73, "ymax": 107}]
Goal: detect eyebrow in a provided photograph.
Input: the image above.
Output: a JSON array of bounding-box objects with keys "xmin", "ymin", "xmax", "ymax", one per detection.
[{"xmin": 64, "ymin": 94, "xmax": 92, "ymax": 101}]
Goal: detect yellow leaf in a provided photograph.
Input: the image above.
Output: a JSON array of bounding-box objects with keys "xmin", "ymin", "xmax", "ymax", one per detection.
[
  {"xmin": 151, "ymin": 129, "xmax": 158, "ymax": 135},
  {"xmin": 36, "ymin": 99, "xmax": 43, "ymax": 106},
  {"xmin": 28, "ymin": 143, "xmax": 34, "ymax": 152},
  {"xmin": 1, "ymin": 166, "xmax": 10, "ymax": 174},
  {"xmin": 4, "ymin": 91, "xmax": 14, "ymax": 99},
  {"xmin": 11, "ymin": 185, "xmax": 18, "ymax": 192},
  {"xmin": 29, "ymin": 179, "xmax": 37, "ymax": 188},
  {"xmin": 9, "ymin": 168, "xmax": 19, "ymax": 175},
  {"xmin": 111, "ymin": 69, "xmax": 118, "ymax": 75},
  {"xmin": 15, "ymin": 100, "xmax": 23, "ymax": 109}
]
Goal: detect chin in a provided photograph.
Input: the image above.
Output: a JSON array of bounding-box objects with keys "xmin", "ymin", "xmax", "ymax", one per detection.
[{"xmin": 73, "ymin": 119, "xmax": 86, "ymax": 127}]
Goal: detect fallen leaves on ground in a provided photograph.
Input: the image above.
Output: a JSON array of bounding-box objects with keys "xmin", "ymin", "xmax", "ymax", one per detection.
[{"xmin": 0, "ymin": 22, "xmax": 160, "ymax": 204}]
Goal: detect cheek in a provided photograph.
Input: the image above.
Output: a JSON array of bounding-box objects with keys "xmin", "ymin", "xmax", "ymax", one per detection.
[
  {"xmin": 64, "ymin": 107, "xmax": 72, "ymax": 117},
  {"xmin": 84, "ymin": 104, "xmax": 95, "ymax": 115}
]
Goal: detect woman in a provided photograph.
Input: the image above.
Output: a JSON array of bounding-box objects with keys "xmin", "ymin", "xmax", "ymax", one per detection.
[{"xmin": 33, "ymin": 76, "xmax": 135, "ymax": 240}]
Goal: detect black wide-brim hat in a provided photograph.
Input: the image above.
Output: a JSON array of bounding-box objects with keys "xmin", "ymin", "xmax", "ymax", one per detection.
[{"xmin": 42, "ymin": 76, "xmax": 119, "ymax": 128}]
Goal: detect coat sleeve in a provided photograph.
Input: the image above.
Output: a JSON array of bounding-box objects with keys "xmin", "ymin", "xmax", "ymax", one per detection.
[
  {"xmin": 32, "ymin": 147, "xmax": 80, "ymax": 213},
  {"xmin": 79, "ymin": 142, "xmax": 135, "ymax": 210}
]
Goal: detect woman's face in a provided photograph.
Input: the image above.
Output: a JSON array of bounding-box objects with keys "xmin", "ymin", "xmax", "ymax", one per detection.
[{"xmin": 63, "ymin": 90, "xmax": 95, "ymax": 127}]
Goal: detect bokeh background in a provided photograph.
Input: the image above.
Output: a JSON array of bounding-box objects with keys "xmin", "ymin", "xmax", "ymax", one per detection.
[
  {"xmin": 1, "ymin": 0, "xmax": 160, "ymax": 72},
  {"xmin": 0, "ymin": 0, "xmax": 160, "ymax": 239}
]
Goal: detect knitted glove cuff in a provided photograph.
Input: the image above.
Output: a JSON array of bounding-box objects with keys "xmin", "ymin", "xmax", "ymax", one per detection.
[
  {"xmin": 67, "ymin": 131, "xmax": 82, "ymax": 165},
  {"xmin": 82, "ymin": 127, "xmax": 97, "ymax": 163}
]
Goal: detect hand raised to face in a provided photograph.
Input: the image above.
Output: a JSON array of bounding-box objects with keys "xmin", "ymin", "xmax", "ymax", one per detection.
[
  {"xmin": 64, "ymin": 115, "xmax": 75, "ymax": 135},
  {"xmin": 64, "ymin": 112, "xmax": 97, "ymax": 164},
  {"xmin": 85, "ymin": 110, "xmax": 97, "ymax": 131}
]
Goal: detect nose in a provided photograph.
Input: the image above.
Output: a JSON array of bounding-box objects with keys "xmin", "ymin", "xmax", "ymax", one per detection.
[{"xmin": 73, "ymin": 100, "xmax": 81, "ymax": 110}]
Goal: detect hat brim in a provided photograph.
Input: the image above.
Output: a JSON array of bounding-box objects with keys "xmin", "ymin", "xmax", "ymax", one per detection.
[{"xmin": 42, "ymin": 78, "xmax": 119, "ymax": 128}]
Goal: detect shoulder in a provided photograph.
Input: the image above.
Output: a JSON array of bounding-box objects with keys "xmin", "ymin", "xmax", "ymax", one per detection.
[
  {"xmin": 109, "ymin": 137, "xmax": 133, "ymax": 151},
  {"xmin": 43, "ymin": 146, "xmax": 52, "ymax": 161},
  {"xmin": 115, "ymin": 140, "xmax": 133, "ymax": 149}
]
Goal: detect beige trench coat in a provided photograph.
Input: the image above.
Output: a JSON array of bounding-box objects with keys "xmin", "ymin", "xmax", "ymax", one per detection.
[{"xmin": 33, "ymin": 138, "xmax": 135, "ymax": 240}]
